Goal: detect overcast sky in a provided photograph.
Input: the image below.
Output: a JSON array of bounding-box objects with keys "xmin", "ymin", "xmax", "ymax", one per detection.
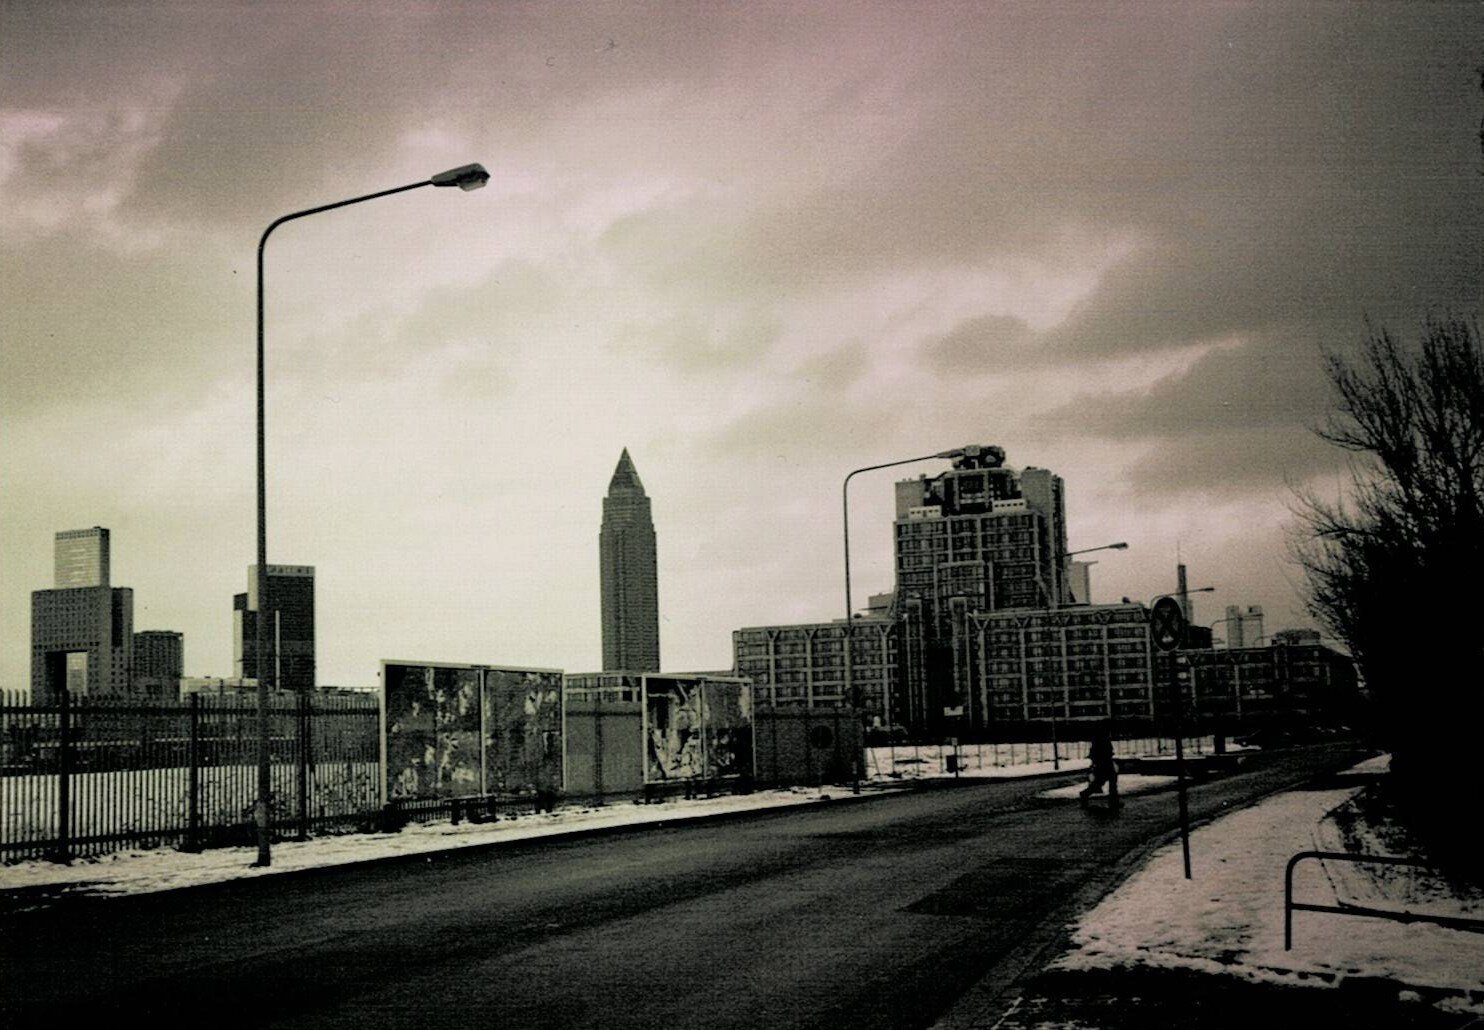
[{"xmin": 2, "ymin": 2, "xmax": 1480, "ymax": 687}]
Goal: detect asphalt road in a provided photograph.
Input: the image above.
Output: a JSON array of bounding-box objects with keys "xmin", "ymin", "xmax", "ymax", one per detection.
[{"xmin": 1, "ymin": 743, "xmax": 1368, "ymax": 1029}]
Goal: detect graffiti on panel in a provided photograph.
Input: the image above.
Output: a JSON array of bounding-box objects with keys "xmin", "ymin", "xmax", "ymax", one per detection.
[
  {"xmin": 434, "ymin": 665, "xmax": 483, "ymax": 796},
  {"xmin": 645, "ymin": 677, "xmax": 704, "ymax": 782},
  {"xmin": 482, "ymin": 668, "xmax": 564, "ymax": 793},
  {"xmin": 381, "ymin": 662, "xmax": 497, "ymax": 800},
  {"xmin": 384, "ymin": 663, "xmax": 435, "ymax": 799},
  {"xmin": 700, "ymin": 679, "xmax": 753, "ymax": 779}
]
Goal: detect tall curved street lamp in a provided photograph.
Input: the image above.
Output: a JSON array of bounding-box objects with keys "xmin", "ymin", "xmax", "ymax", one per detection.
[
  {"xmin": 842, "ymin": 447, "xmax": 966, "ymax": 789},
  {"xmin": 253, "ymin": 163, "xmax": 489, "ymax": 867}
]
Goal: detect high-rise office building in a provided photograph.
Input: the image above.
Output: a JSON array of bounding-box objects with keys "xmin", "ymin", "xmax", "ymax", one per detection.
[
  {"xmin": 133, "ymin": 629, "xmax": 184, "ymax": 698},
  {"xmin": 600, "ymin": 449, "xmax": 660, "ymax": 672},
  {"xmin": 31, "ymin": 528, "xmax": 133, "ymax": 702},
  {"xmin": 892, "ymin": 448, "xmax": 1066, "ymax": 725},
  {"xmin": 1067, "ymin": 560, "xmax": 1093, "ymax": 605},
  {"xmin": 54, "ymin": 526, "xmax": 109, "ymax": 588},
  {"xmin": 1224, "ymin": 605, "xmax": 1266, "ymax": 649},
  {"xmin": 234, "ymin": 564, "xmax": 316, "ymax": 692}
]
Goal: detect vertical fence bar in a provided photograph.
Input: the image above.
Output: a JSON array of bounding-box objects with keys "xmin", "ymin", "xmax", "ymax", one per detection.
[
  {"xmin": 297, "ymin": 690, "xmax": 309, "ymax": 841},
  {"xmin": 52, "ymin": 688, "xmax": 72, "ymax": 863},
  {"xmin": 187, "ymin": 694, "xmax": 202, "ymax": 851}
]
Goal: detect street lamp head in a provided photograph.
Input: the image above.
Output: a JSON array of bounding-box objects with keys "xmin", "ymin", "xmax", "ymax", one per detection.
[{"xmin": 430, "ymin": 163, "xmax": 490, "ymax": 191}]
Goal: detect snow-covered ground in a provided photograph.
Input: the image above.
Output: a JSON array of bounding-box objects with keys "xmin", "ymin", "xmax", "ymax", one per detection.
[{"xmin": 1053, "ymin": 754, "xmax": 1484, "ymax": 1013}]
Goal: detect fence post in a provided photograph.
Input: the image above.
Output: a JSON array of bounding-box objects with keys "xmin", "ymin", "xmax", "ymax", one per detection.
[
  {"xmin": 186, "ymin": 694, "xmax": 202, "ymax": 852},
  {"xmin": 52, "ymin": 688, "xmax": 72, "ymax": 864},
  {"xmin": 296, "ymin": 690, "xmax": 310, "ymax": 841},
  {"xmin": 594, "ymin": 699, "xmax": 605, "ymax": 801}
]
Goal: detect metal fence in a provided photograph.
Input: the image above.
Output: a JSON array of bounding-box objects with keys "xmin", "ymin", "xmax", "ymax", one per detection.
[
  {"xmin": 865, "ymin": 734, "xmax": 1221, "ymax": 779},
  {"xmin": 0, "ymin": 689, "xmax": 380, "ymax": 862}
]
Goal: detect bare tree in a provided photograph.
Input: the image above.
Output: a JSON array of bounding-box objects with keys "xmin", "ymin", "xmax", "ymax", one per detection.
[{"xmin": 1294, "ymin": 317, "xmax": 1484, "ymax": 856}]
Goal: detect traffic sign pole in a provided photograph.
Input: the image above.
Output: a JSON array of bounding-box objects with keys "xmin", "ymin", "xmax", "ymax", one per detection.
[
  {"xmin": 1151, "ymin": 596, "xmax": 1193, "ymax": 880},
  {"xmin": 1173, "ymin": 657, "xmax": 1192, "ymax": 879}
]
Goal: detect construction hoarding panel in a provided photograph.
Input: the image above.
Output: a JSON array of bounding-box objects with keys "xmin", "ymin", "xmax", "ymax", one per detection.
[
  {"xmin": 482, "ymin": 667, "xmax": 564, "ymax": 794},
  {"xmin": 563, "ymin": 673, "xmax": 645, "ymax": 797},
  {"xmin": 698, "ymin": 677, "xmax": 753, "ymax": 780},
  {"xmin": 643, "ymin": 675, "xmax": 755, "ymax": 784},
  {"xmin": 644, "ymin": 677, "xmax": 704, "ymax": 783},
  {"xmin": 382, "ymin": 662, "xmax": 483, "ymax": 800},
  {"xmin": 381, "ymin": 661, "xmax": 563, "ymax": 802},
  {"xmin": 753, "ymin": 706, "xmax": 863, "ymax": 787}
]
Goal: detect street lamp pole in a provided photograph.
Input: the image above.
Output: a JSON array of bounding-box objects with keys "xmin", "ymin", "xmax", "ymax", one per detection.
[
  {"xmin": 1059, "ymin": 541, "xmax": 1128, "ymax": 605},
  {"xmin": 1046, "ymin": 541, "xmax": 1128, "ymax": 766},
  {"xmin": 253, "ymin": 163, "xmax": 488, "ymax": 867},
  {"xmin": 843, "ymin": 447, "xmax": 966, "ymax": 791}
]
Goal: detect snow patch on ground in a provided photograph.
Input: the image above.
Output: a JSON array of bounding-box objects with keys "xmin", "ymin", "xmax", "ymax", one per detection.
[
  {"xmin": 1053, "ymin": 755, "xmax": 1484, "ymax": 1011},
  {"xmin": 0, "ymin": 786, "xmax": 881, "ymax": 901}
]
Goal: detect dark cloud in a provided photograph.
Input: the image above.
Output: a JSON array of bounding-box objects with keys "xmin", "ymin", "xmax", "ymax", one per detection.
[
  {"xmin": 707, "ymin": 393, "xmax": 907, "ymax": 464},
  {"xmin": 1039, "ymin": 332, "xmax": 1335, "ymax": 439},
  {"xmin": 1118, "ymin": 429, "xmax": 1340, "ymax": 499},
  {"xmin": 921, "ymin": 314, "xmax": 1038, "ymax": 376},
  {"xmin": 1035, "ymin": 8, "xmax": 1484, "ymax": 361},
  {"xmin": 0, "ymin": 227, "xmax": 241, "ymax": 419},
  {"xmin": 1034, "ymin": 330, "xmax": 1350, "ymax": 497}
]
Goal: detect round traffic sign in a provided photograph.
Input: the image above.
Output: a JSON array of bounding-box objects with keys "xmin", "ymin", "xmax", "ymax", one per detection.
[{"xmin": 1150, "ymin": 596, "xmax": 1186, "ymax": 652}]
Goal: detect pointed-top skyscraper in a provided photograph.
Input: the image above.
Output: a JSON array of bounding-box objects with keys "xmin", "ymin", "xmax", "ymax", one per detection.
[{"xmin": 600, "ymin": 449, "xmax": 660, "ymax": 671}]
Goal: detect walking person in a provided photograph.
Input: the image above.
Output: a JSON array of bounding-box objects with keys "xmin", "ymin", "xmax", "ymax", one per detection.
[{"xmin": 1080, "ymin": 722, "xmax": 1120, "ymax": 809}]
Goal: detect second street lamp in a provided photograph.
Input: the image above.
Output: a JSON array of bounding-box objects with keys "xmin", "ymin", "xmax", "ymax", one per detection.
[
  {"xmin": 1059, "ymin": 541, "xmax": 1128, "ymax": 604},
  {"xmin": 253, "ymin": 162, "xmax": 488, "ymax": 868},
  {"xmin": 842, "ymin": 447, "xmax": 967, "ymax": 790}
]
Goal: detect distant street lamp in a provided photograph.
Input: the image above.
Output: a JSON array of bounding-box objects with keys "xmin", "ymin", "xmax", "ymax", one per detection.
[
  {"xmin": 1058, "ymin": 541, "xmax": 1128, "ymax": 604},
  {"xmin": 843, "ymin": 448, "xmax": 967, "ymax": 789},
  {"xmin": 1148, "ymin": 585, "xmax": 1215, "ymax": 612},
  {"xmin": 253, "ymin": 163, "xmax": 489, "ymax": 868}
]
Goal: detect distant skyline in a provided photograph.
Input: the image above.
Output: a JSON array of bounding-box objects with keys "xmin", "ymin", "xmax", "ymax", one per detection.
[{"xmin": 3, "ymin": 3, "xmax": 1481, "ymax": 687}]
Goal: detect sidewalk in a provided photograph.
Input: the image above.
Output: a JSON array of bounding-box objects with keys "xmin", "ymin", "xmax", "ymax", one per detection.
[{"xmin": 942, "ymin": 754, "xmax": 1484, "ymax": 1028}]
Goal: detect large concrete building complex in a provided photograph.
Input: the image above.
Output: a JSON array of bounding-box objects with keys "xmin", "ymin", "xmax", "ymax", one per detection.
[
  {"xmin": 31, "ymin": 527, "xmax": 134, "ymax": 702},
  {"xmin": 732, "ymin": 446, "xmax": 1358, "ymax": 737},
  {"xmin": 234, "ymin": 564, "xmax": 316, "ymax": 692},
  {"xmin": 599, "ymin": 449, "xmax": 660, "ymax": 672},
  {"xmin": 733, "ymin": 616, "xmax": 903, "ymax": 728},
  {"xmin": 1162, "ymin": 639, "xmax": 1359, "ymax": 727},
  {"xmin": 972, "ymin": 604, "xmax": 1156, "ymax": 725}
]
